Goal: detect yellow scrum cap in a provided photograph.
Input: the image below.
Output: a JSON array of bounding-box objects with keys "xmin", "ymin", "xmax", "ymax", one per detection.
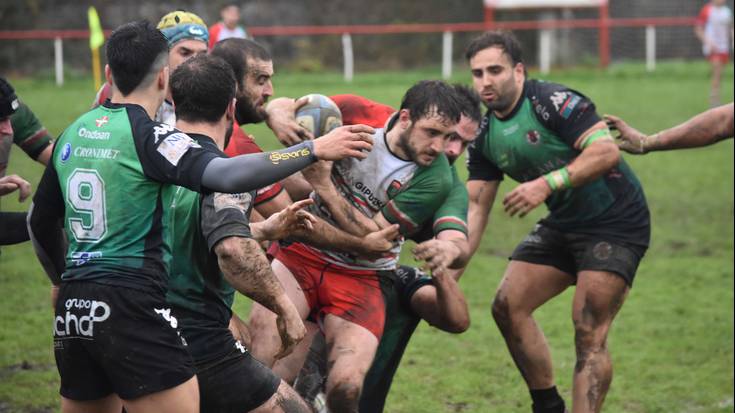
[{"xmin": 156, "ymin": 11, "xmax": 209, "ymax": 47}]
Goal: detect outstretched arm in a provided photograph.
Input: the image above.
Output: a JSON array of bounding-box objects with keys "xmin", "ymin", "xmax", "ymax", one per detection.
[
  {"xmin": 605, "ymin": 103, "xmax": 734, "ymax": 154},
  {"xmin": 200, "ymin": 124, "xmax": 374, "ymax": 194}
]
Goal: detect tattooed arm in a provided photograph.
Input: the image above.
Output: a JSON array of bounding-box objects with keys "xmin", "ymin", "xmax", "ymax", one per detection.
[
  {"xmin": 202, "ymin": 191, "xmax": 304, "ymax": 359},
  {"xmin": 215, "ymin": 236, "xmax": 305, "ymax": 360}
]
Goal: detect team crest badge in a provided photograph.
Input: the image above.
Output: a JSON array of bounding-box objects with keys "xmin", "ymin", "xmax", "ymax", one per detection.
[
  {"xmin": 387, "ymin": 179, "xmax": 403, "ymax": 197},
  {"xmin": 95, "ymin": 116, "xmax": 109, "ymax": 128},
  {"xmin": 526, "ymin": 130, "xmax": 541, "ymax": 145},
  {"xmin": 592, "ymin": 241, "xmax": 613, "ymax": 261}
]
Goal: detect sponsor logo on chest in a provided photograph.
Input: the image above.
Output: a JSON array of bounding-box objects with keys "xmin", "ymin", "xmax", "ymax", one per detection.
[
  {"xmin": 73, "ymin": 146, "xmax": 120, "ymax": 160},
  {"xmin": 78, "ymin": 127, "xmax": 110, "ymax": 140},
  {"xmin": 353, "ymin": 181, "xmax": 387, "ymax": 210}
]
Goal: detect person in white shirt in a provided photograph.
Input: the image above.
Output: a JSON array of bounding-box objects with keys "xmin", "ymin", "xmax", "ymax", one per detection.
[{"xmin": 695, "ymin": 0, "xmax": 734, "ymax": 107}]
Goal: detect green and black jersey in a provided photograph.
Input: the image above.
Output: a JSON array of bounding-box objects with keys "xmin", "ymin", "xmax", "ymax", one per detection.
[
  {"xmin": 467, "ymin": 79, "xmax": 650, "ymax": 246},
  {"xmin": 34, "ymin": 102, "xmax": 222, "ymax": 292},
  {"xmin": 166, "ymin": 133, "xmax": 256, "ymax": 363}
]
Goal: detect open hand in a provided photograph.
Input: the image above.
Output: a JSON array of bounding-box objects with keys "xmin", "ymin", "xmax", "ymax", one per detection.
[
  {"xmin": 503, "ymin": 178, "xmax": 552, "ymax": 218},
  {"xmin": 313, "ymin": 124, "xmax": 374, "ymax": 161},
  {"xmin": 266, "ymin": 97, "xmax": 315, "ymax": 146},
  {"xmin": 260, "ymin": 199, "xmax": 317, "ymax": 240},
  {"xmin": 604, "ymin": 114, "xmax": 648, "ymax": 154}
]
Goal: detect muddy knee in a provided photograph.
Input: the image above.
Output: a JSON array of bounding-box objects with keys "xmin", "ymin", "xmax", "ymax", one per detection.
[
  {"xmin": 326, "ymin": 381, "xmax": 361, "ymax": 413},
  {"xmin": 491, "ymin": 293, "xmax": 512, "ymax": 332},
  {"xmin": 573, "ymin": 321, "xmax": 607, "ymax": 372}
]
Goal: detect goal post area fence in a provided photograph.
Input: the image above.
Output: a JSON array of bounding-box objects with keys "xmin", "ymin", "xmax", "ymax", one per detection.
[{"xmin": 0, "ymin": 15, "xmax": 700, "ymax": 85}]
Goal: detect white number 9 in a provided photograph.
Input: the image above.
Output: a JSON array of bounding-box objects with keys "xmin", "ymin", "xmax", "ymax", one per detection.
[{"xmin": 67, "ymin": 169, "xmax": 107, "ymax": 242}]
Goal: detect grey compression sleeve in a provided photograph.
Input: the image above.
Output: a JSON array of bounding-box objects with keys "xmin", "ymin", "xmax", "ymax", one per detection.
[{"xmin": 201, "ymin": 140, "xmax": 317, "ymax": 193}]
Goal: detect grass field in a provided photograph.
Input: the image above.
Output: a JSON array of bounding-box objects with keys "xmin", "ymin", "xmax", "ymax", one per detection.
[{"xmin": 0, "ymin": 61, "xmax": 733, "ymax": 413}]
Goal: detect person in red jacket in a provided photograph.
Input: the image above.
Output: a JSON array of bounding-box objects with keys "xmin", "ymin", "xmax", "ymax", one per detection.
[{"xmin": 208, "ymin": 3, "xmax": 248, "ymax": 49}]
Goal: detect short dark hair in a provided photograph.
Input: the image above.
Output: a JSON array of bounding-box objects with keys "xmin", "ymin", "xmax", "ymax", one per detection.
[
  {"xmin": 170, "ymin": 54, "xmax": 237, "ymax": 123},
  {"xmin": 452, "ymin": 84, "xmax": 482, "ymax": 124},
  {"xmin": 400, "ymin": 80, "xmax": 463, "ymax": 125},
  {"xmin": 211, "ymin": 38, "xmax": 272, "ymax": 91},
  {"xmin": 106, "ymin": 21, "xmax": 169, "ymax": 96},
  {"xmin": 465, "ymin": 30, "xmax": 524, "ymax": 67}
]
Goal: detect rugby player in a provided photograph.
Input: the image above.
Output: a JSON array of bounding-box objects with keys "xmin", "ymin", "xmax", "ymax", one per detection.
[
  {"xmin": 210, "ymin": 38, "xmax": 401, "ymax": 345},
  {"xmin": 27, "ymin": 20, "xmax": 373, "ymax": 413},
  {"xmin": 605, "ymin": 102, "xmax": 734, "ymax": 153},
  {"xmin": 463, "ymin": 31, "xmax": 650, "ymax": 413},
  {"xmin": 166, "ymin": 54, "xmax": 312, "ymax": 412},
  {"xmin": 248, "ymin": 80, "xmax": 465, "ymax": 413},
  {"xmin": 291, "ymin": 88, "xmax": 482, "ymax": 413},
  {"xmin": 0, "ymin": 76, "xmax": 53, "ymax": 246},
  {"xmin": 93, "ymin": 10, "xmax": 210, "ymax": 125}
]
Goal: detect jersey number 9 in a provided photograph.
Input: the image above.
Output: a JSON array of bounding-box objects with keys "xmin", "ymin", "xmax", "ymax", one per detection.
[{"xmin": 66, "ymin": 169, "xmax": 108, "ymax": 242}]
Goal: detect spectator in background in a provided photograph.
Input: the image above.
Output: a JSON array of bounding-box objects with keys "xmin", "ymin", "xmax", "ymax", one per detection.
[
  {"xmin": 0, "ymin": 76, "xmax": 52, "ymax": 246},
  {"xmin": 695, "ymin": 0, "xmax": 733, "ymax": 107},
  {"xmin": 209, "ymin": 3, "xmax": 249, "ymax": 48}
]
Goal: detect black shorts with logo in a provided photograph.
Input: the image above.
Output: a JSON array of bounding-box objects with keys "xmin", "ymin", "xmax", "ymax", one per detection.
[
  {"xmin": 511, "ymin": 223, "xmax": 647, "ymax": 286},
  {"xmin": 53, "ymin": 281, "xmax": 195, "ymax": 400},
  {"xmin": 195, "ymin": 333, "xmax": 281, "ymax": 413}
]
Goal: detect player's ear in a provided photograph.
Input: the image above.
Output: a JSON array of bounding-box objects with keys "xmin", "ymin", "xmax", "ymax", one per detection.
[
  {"xmin": 398, "ymin": 108, "xmax": 412, "ymax": 127},
  {"xmin": 158, "ymin": 65, "xmax": 170, "ymax": 92},
  {"xmin": 514, "ymin": 62, "xmax": 525, "ymax": 78},
  {"xmin": 104, "ymin": 65, "xmax": 113, "ymax": 85},
  {"xmin": 226, "ymin": 97, "xmax": 236, "ymax": 122}
]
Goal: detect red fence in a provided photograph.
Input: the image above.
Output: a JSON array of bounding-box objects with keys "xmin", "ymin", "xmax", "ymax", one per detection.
[
  {"xmin": 0, "ymin": 16, "xmax": 699, "ymax": 84},
  {"xmin": 0, "ymin": 17, "xmax": 696, "ymax": 39}
]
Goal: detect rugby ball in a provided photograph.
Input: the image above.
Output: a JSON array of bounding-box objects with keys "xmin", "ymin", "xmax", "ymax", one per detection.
[{"xmin": 296, "ymin": 94, "xmax": 342, "ymax": 138}]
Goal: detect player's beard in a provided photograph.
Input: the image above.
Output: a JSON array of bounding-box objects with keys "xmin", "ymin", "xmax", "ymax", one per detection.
[
  {"xmin": 235, "ymin": 94, "xmax": 266, "ymax": 125},
  {"xmin": 398, "ymin": 125, "xmax": 436, "ymax": 167},
  {"xmin": 484, "ymin": 75, "xmax": 519, "ymax": 114}
]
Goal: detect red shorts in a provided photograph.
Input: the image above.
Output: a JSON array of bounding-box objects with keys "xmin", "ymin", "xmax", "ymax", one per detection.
[
  {"xmin": 707, "ymin": 52, "xmax": 729, "ymax": 64},
  {"xmin": 272, "ymin": 242, "xmax": 386, "ymax": 339}
]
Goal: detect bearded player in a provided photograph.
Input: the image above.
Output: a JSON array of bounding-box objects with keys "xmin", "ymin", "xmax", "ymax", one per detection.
[
  {"xmin": 463, "ymin": 31, "xmax": 650, "ymax": 413},
  {"xmin": 290, "ymin": 86, "xmax": 482, "ymax": 413},
  {"xmin": 248, "ymin": 80, "xmax": 465, "ymax": 412}
]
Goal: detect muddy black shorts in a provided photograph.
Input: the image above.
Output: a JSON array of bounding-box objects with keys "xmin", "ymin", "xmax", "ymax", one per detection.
[
  {"xmin": 53, "ymin": 281, "xmax": 195, "ymax": 400},
  {"xmin": 511, "ymin": 224, "xmax": 647, "ymax": 286},
  {"xmin": 195, "ymin": 336, "xmax": 281, "ymax": 413}
]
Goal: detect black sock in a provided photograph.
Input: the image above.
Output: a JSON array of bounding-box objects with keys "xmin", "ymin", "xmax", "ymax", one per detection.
[{"xmin": 530, "ymin": 386, "xmax": 566, "ymax": 413}]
